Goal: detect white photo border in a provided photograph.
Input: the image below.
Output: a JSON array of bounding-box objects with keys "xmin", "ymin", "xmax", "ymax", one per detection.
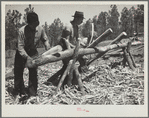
[{"xmin": 2, "ymin": 1, "xmax": 148, "ymax": 117}]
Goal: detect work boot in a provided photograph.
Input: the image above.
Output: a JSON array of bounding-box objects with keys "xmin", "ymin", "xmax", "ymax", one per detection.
[
  {"xmin": 7, "ymin": 87, "xmax": 30, "ymax": 104},
  {"xmin": 7, "ymin": 87, "xmax": 19, "ymax": 98}
]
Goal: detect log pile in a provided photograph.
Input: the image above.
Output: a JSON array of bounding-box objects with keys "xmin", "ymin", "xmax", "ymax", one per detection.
[{"xmin": 25, "ymin": 28, "xmax": 142, "ymax": 95}]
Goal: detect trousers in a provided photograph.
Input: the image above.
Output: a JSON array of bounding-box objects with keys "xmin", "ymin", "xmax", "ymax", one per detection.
[{"xmin": 14, "ymin": 49, "xmax": 38, "ymax": 96}]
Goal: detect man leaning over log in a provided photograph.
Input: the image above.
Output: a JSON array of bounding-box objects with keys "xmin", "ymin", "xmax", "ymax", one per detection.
[
  {"xmin": 60, "ymin": 11, "xmax": 89, "ymax": 72},
  {"xmin": 9, "ymin": 12, "xmax": 50, "ymax": 101}
]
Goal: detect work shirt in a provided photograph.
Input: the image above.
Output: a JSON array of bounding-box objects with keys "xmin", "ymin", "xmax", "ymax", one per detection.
[{"xmin": 17, "ymin": 25, "xmax": 48, "ymax": 59}]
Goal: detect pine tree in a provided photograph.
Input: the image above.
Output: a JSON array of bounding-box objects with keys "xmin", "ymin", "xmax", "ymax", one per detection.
[
  {"xmin": 5, "ymin": 9, "xmax": 22, "ymax": 50},
  {"xmin": 49, "ymin": 18, "xmax": 63, "ymax": 46},
  {"xmin": 43, "ymin": 22, "xmax": 51, "ymax": 47},
  {"xmin": 97, "ymin": 11, "xmax": 108, "ymax": 36},
  {"xmin": 82, "ymin": 19, "xmax": 92, "ymax": 37},
  {"xmin": 128, "ymin": 6, "xmax": 135, "ymax": 36},
  {"xmin": 120, "ymin": 7, "xmax": 130, "ymax": 36},
  {"xmin": 134, "ymin": 5, "xmax": 144, "ymax": 33},
  {"xmin": 23, "ymin": 4, "xmax": 34, "ymax": 24},
  {"xmin": 107, "ymin": 5, "xmax": 120, "ymax": 40}
]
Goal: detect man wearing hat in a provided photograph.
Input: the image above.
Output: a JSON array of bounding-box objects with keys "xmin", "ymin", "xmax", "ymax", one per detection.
[
  {"xmin": 61, "ymin": 11, "xmax": 86, "ymax": 46},
  {"xmin": 60, "ymin": 11, "xmax": 88, "ymax": 73},
  {"xmin": 12, "ymin": 12, "xmax": 50, "ymax": 100}
]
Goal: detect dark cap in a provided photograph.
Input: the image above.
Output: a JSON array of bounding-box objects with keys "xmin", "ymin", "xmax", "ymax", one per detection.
[
  {"xmin": 27, "ymin": 12, "xmax": 39, "ymax": 24},
  {"xmin": 72, "ymin": 11, "xmax": 85, "ymax": 19}
]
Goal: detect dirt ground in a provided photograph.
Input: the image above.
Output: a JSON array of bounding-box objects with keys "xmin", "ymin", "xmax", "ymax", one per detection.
[{"xmin": 5, "ymin": 37, "xmax": 144, "ymax": 105}]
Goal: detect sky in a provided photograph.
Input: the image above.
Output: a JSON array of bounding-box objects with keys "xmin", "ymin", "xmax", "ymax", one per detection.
[{"xmin": 5, "ymin": 2, "xmax": 139, "ymax": 26}]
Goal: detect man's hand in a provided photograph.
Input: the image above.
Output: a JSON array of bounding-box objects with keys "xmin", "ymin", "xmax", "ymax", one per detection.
[{"xmin": 25, "ymin": 56, "xmax": 35, "ymax": 68}]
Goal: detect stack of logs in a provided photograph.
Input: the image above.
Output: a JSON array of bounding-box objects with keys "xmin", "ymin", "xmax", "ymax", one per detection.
[{"xmin": 26, "ymin": 28, "xmax": 142, "ymax": 95}]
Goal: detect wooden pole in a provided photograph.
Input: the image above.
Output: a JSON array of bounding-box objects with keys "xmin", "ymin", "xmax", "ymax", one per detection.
[
  {"xmin": 56, "ymin": 60, "xmax": 73, "ymax": 93},
  {"xmin": 39, "ymin": 45, "xmax": 62, "ymax": 57},
  {"xmin": 123, "ymin": 41, "xmax": 136, "ymax": 70},
  {"xmin": 129, "ymin": 52, "xmax": 137, "ymax": 68},
  {"xmin": 127, "ymin": 41, "xmax": 136, "ymax": 68},
  {"xmin": 67, "ymin": 38, "xmax": 80, "ymax": 86},
  {"xmin": 27, "ymin": 41, "xmax": 142, "ymax": 68},
  {"xmin": 74, "ymin": 65, "xmax": 85, "ymax": 95},
  {"xmin": 87, "ymin": 28, "xmax": 113, "ymax": 48},
  {"xmin": 87, "ymin": 32, "xmax": 127, "ymax": 65},
  {"xmin": 46, "ymin": 65, "xmax": 66, "ymax": 83},
  {"xmin": 89, "ymin": 23, "xmax": 94, "ymax": 45},
  {"xmin": 109, "ymin": 32, "xmax": 127, "ymax": 45}
]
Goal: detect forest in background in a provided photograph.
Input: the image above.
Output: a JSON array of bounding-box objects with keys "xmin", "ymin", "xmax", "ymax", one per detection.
[{"xmin": 5, "ymin": 4, "xmax": 144, "ymax": 50}]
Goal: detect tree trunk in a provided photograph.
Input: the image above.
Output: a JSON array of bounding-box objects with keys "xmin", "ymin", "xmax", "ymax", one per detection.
[
  {"xmin": 122, "ymin": 42, "xmax": 136, "ymax": 70},
  {"xmin": 56, "ymin": 60, "xmax": 73, "ymax": 93},
  {"xmin": 87, "ymin": 32, "xmax": 127, "ymax": 65},
  {"xmin": 87, "ymin": 28, "xmax": 113, "ymax": 48},
  {"xmin": 28, "ymin": 41, "xmax": 142, "ymax": 67},
  {"xmin": 67, "ymin": 38, "xmax": 80, "ymax": 86}
]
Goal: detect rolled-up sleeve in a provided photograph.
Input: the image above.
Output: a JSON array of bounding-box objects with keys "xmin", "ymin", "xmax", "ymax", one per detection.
[{"xmin": 17, "ymin": 31, "xmax": 28, "ymax": 59}]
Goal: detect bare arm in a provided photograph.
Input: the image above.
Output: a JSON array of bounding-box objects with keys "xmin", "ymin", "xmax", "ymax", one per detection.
[{"xmin": 41, "ymin": 28, "xmax": 50, "ymax": 50}]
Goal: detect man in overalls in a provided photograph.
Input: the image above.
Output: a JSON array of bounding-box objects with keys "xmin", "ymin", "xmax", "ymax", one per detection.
[{"xmin": 12, "ymin": 12, "xmax": 50, "ymax": 100}]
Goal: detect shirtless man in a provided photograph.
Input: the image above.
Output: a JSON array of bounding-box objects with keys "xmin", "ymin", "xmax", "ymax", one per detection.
[{"xmin": 60, "ymin": 11, "xmax": 88, "ymax": 71}]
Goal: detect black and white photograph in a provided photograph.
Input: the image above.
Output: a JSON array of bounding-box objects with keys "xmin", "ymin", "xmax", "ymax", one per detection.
[{"xmin": 2, "ymin": 1, "xmax": 148, "ymax": 117}]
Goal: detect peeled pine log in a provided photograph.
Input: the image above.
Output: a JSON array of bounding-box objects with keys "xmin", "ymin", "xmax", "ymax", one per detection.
[
  {"xmin": 42, "ymin": 45, "xmax": 63, "ymax": 56},
  {"xmin": 123, "ymin": 41, "xmax": 136, "ymax": 70},
  {"xmin": 56, "ymin": 60, "xmax": 73, "ymax": 93},
  {"xmin": 75, "ymin": 28, "xmax": 113, "ymax": 73},
  {"xmin": 89, "ymin": 23, "xmax": 94, "ymax": 44},
  {"xmin": 46, "ymin": 65, "xmax": 66, "ymax": 83},
  {"xmin": 74, "ymin": 65, "xmax": 85, "ymax": 95},
  {"xmin": 103, "ymin": 43, "xmax": 144, "ymax": 58},
  {"xmin": 26, "ymin": 28, "xmax": 113, "ymax": 68},
  {"xmin": 103, "ymin": 52, "xmax": 124, "ymax": 59},
  {"xmin": 67, "ymin": 37, "xmax": 80, "ymax": 86},
  {"xmin": 129, "ymin": 52, "xmax": 137, "ymax": 68},
  {"xmin": 109, "ymin": 32, "xmax": 127, "ymax": 45},
  {"xmin": 87, "ymin": 28, "xmax": 113, "ymax": 48},
  {"xmin": 27, "ymin": 41, "xmax": 142, "ymax": 68},
  {"xmin": 41, "ymin": 28, "xmax": 113, "ymax": 60},
  {"xmin": 87, "ymin": 32, "xmax": 127, "ymax": 65},
  {"xmin": 127, "ymin": 41, "xmax": 136, "ymax": 68}
]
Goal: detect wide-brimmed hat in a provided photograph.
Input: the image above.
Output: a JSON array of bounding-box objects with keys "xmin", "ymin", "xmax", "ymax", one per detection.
[{"xmin": 72, "ymin": 11, "xmax": 85, "ymax": 19}]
